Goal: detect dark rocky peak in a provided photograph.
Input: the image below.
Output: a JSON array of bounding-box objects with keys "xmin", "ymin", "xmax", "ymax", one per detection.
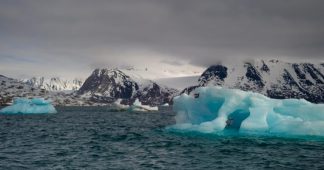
[
  {"xmin": 135, "ymin": 82, "xmax": 177, "ymax": 106},
  {"xmin": 260, "ymin": 60, "xmax": 270, "ymax": 72},
  {"xmin": 292, "ymin": 64, "xmax": 306, "ymax": 79},
  {"xmin": 282, "ymin": 69, "xmax": 298, "ymax": 86},
  {"xmin": 302, "ymin": 64, "xmax": 324, "ymax": 84},
  {"xmin": 292, "ymin": 64, "xmax": 314, "ymax": 86},
  {"xmin": 269, "ymin": 59, "xmax": 279, "ymax": 63},
  {"xmin": 78, "ymin": 68, "xmax": 179, "ymax": 106},
  {"xmin": 92, "ymin": 68, "xmax": 129, "ymax": 79},
  {"xmin": 245, "ymin": 63, "xmax": 264, "ymax": 87},
  {"xmin": 50, "ymin": 77, "xmax": 62, "ymax": 82},
  {"xmin": 78, "ymin": 68, "xmax": 139, "ymax": 99},
  {"xmin": 198, "ymin": 65, "xmax": 227, "ymax": 86}
]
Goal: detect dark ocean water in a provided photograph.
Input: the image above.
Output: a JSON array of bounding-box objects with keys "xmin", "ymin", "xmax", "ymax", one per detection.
[{"xmin": 1, "ymin": 107, "xmax": 324, "ymax": 170}]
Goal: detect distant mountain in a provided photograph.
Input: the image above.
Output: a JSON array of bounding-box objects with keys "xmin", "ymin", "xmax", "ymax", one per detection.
[
  {"xmin": 78, "ymin": 68, "xmax": 179, "ymax": 106},
  {"xmin": 0, "ymin": 75, "xmax": 45, "ymax": 105},
  {"xmin": 0, "ymin": 69, "xmax": 178, "ymax": 106},
  {"xmin": 182, "ymin": 59, "xmax": 324, "ymax": 103},
  {"xmin": 0, "ymin": 75, "xmax": 95, "ymax": 106},
  {"xmin": 23, "ymin": 77, "xmax": 83, "ymax": 91}
]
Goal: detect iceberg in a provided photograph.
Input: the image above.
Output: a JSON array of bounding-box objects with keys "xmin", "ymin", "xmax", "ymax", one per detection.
[
  {"xmin": 169, "ymin": 86, "xmax": 324, "ymax": 136},
  {"xmin": 0, "ymin": 98, "xmax": 57, "ymax": 114},
  {"xmin": 111, "ymin": 99, "xmax": 130, "ymax": 111},
  {"xmin": 161, "ymin": 103, "xmax": 169, "ymax": 107},
  {"xmin": 129, "ymin": 99, "xmax": 158, "ymax": 112}
]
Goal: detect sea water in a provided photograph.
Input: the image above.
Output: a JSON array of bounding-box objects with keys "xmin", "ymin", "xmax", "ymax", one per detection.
[{"xmin": 0, "ymin": 107, "xmax": 324, "ymax": 169}]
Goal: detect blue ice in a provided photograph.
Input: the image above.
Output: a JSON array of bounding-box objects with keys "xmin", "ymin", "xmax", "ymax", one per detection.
[
  {"xmin": 0, "ymin": 98, "xmax": 57, "ymax": 114},
  {"xmin": 169, "ymin": 86, "xmax": 324, "ymax": 136}
]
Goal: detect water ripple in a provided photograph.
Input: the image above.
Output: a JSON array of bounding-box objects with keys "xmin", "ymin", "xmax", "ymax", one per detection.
[{"xmin": 0, "ymin": 106, "xmax": 324, "ymax": 169}]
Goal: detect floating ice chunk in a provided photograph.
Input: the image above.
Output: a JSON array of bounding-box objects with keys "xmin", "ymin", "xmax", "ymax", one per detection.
[
  {"xmin": 129, "ymin": 99, "xmax": 158, "ymax": 112},
  {"xmin": 0, "ymin": 98, "xmax": 57, "ymax": 114},
  {"xmin": 169, "ymin": 86, "xmax": 324, "ymax": 136},
  {"xmin": 161, "ymin": 103, "xmax": 169, "ymax": 107},
  {"xmin": 111, "ymin": 99, "xmax": 130, "ymax": 111}
]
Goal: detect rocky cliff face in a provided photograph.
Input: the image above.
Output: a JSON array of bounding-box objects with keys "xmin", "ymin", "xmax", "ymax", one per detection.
[
  {"xmin": 78, "ymin": 68, "xmax": 178, "ymax": 106},
  {"xmin": 183, "ymin": 59, "xmax": 324, "ymax": 103}
]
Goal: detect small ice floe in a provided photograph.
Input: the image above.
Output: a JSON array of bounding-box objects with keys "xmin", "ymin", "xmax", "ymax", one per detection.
[
  {"xmin": 129, "ymin": 99, "xmax": 158, "ymax": 112},
  {"xmin": 0, "ymin": 98, "xmax": 57, "ymax": 114},
  {"xmin": 161, "ymin": 103, "xmax": 169, "ymax": 107},
  {"xmin": 111, "ymin": 99, "xmax": 130, "ymax": 111}
]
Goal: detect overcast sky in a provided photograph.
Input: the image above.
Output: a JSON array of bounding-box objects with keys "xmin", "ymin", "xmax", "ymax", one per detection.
[{"xmin": 1, "ymin": 0, "xmax": 324, "ymax": 79}]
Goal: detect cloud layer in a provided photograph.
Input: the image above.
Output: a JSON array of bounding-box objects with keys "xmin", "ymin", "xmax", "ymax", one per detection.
[{"xmin": 1, "ymin": 0, "xmax": 323, "ymax": 78}]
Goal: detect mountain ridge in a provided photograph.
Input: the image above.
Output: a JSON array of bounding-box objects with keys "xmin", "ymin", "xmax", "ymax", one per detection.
[
  {"xmin": 23, "ymin": 77, "xmax": 83, "ymax": 92},
  {"xmin": 182, "ymin": 59, "xmax": 324, "ymax": 103},
  {"xmin": 78, "ymin": 68, "xmax": 179, "ymax": 106}
]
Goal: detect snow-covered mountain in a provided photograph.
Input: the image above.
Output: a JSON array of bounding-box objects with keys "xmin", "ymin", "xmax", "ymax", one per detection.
[
  {"xmin": 182, "ymin": 59, "xmax": 324, "ymax": 103},
  {"xmin": 0, "ymin": 69, "xmax": 178, "ymax": 106},
  {"xmin": 0, "ymin": 75, "xmax": 95, "ymax": 106},
  {"xmin": 23, "ymin": 77, "xmax": 83, "ymax": 91},
  {"xmin": 78, "ymin": 68, "xmax": 179, "ymax": 106},
  {"xmin": 0, "ymin": 75, "xmax": 45, "ymax": 105},
  {"xmin": 4, "ymin": 59, "xmax": 322, "ymax": 106}
]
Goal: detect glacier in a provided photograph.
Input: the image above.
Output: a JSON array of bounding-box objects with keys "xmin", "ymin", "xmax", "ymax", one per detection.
[
  {"xmin": 0, "ymin": 98, "xmax": 57, "ymax": 114},
  {"xmin": 169, "ymin": 86, "xmax": 324, "ymax": 136}
]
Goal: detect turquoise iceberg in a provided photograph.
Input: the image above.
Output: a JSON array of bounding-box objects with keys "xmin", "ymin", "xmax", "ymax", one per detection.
[
  {"xmin": 170, "ymin": 86, "xmax": 324, "ymax": 136},
  {"xmin": 0, "ymin": 98, "xmax": 57, "ymax": 114}
]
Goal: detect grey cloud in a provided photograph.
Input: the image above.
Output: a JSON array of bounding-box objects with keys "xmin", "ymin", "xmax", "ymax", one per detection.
[
  {"xmin": 160, "ymin": 60, "xmax": 184, "ymax": 66},
  {"xmin": 0, "ymin": 0, "xmax": 323, "ymax": 78}
]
